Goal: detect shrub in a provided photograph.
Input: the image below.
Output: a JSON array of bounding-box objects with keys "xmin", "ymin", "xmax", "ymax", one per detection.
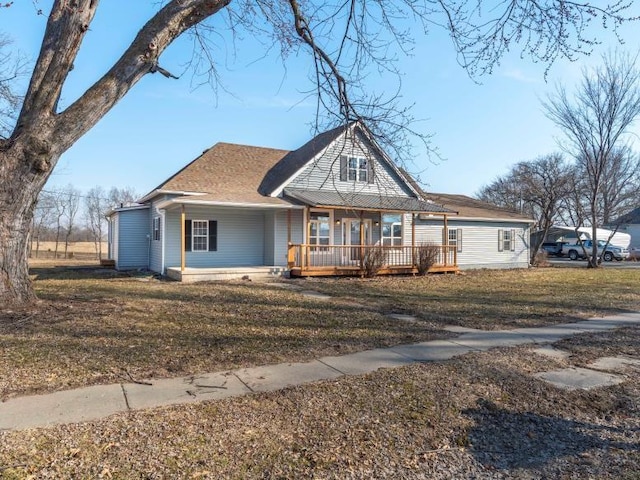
[
  {"xmin": 362, "ymin": 246, "xmax": 387, "ymax": 278},
  {"xmin": 416, "ymin": 243, "xmax": 440, "ymax": 275}
]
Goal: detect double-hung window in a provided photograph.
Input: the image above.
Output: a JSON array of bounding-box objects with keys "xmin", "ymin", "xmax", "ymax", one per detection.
[
  {"xmin": 184, "ymin": 219, "xmax": 218, "ymax": 252},
  {"xmin": 309, "ymin": 211, "xmax": 331, "ymax": 250},
  {"xmin": 153, "ymin": 217, "xmax": 161, "ymax": 241},
  {"xmin": 382, "ymin": 214, "xmax": 402, "ymax": 246},
  {"xmin": 341, "ymin": 156, "xmax": 372, "ymax": 183},
  {"xmin": 192, "ymin": 220, "xmax": 208, "ymax": 251},
  {"xmin": 498, "ymin": 229, "xmax": 516, "ymax": 252},
  {"xmin": 448, "ymin": 228, "xmax": 462, "ymax": 252}
]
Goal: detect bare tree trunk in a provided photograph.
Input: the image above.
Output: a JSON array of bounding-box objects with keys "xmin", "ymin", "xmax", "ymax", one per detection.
[{"xmin": 0, "ymin": 145, "xmax": 54, "ymax": 305}]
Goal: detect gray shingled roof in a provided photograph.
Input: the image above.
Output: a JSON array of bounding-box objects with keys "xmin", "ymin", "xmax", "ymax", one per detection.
[
  {"xmin": 612, "ymin": 206, "xmax": 640, "ymax": 224},
  {"xmin": 258, "ymin": 124, "xmax": 350, "ymax": 196},
  {"xmin": 284, "ymin": 188, "xmax": 454, "ymax": 213}
]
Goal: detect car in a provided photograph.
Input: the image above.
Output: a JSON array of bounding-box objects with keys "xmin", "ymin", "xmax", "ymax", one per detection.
[{"xmin": 562, "ymin": 239, "xmax": 630, "ymax": 261}]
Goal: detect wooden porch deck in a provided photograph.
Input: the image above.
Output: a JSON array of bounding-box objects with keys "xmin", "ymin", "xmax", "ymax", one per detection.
[{"xmin": 287, "ymin": 244, "xmax": 459, "ymax": 277}]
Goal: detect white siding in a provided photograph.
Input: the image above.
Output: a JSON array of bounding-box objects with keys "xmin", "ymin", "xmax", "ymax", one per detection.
[
  {"xmin": 405, "ymin": 215, "xmax": 531, "ymax": 269},
  {"xmin": 288, "ymin": 129, "xmax": 413, "ymax": 197}
]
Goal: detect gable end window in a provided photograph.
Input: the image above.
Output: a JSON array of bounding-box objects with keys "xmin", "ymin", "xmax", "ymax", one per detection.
[
  {"xmin": 498, "ymin": 229, "xmax": 516, "ymax": 252},
  {"xmin": 339, "ymin": 156, "xmax": 374, "ymax": 184},
  {"xmin": 153, "ymin": 216, "xmax": 161, "ymax": 241},
  {"xmin": 184, "ymin": 219, "xmax": 218, "ymax": 252}
]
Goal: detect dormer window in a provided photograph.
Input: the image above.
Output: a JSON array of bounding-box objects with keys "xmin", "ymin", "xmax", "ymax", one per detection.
[
  {"xmin": 348, "ymin": 157, "xmax": 368, "ymax": 182},
  {"xmin": 340, "ymin": 155, "xmax": 374, "ymax": 184}
]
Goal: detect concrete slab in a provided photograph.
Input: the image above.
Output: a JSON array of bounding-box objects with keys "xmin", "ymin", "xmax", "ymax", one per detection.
[
  {"xmin": 532, "ymin": 345, "xmax": 572, "ymax": 360},
  {"xmin": 301, "ymin": 290, "xmax": 332, "ymax": 300},
  {"xmin": 319, "ymin": 348, "xmax": 415, "ymax": 375},
  {"xmin": 443, "ymin": 325, "xmax": 485, "ymax": 333},
  {"xmin": 587, "ymin": 356, "xmax": 640, "ymax": 373},
  {"xmin": 568, "ymin": 319, "xmax": 623, "ymax": 332},
  {"xmin": 387, "ymin": 314, "xmax": 418, "ymax": 322},
  {"xmin": 0, "ymin": 384, "xmax": 126, "ymax": 430},
  {"xmin": 511, "ymin": 325, "xmax": 586, "ymax": 343},
  {"xmin": 390, "ymin": 340, "xmax": 474, "ymax": 362},
  {"xmin": 233, "ymin": 360, "xmax": 343, "ymax": 393},
  {"xmin": 535, "ymin": 367, "xmax": 624, "ymax": 391},
  {"xmin": 451, "ymin": 330, "xmax": 534, "ymax": 350},
  {"xmin": 124, "ymin": 372, "xmax": 250, "ymax": 410}
]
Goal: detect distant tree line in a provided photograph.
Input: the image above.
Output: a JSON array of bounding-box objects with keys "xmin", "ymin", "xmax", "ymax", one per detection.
[
  {"xmin": 31, "ymin": 186, "xmax": 138, "ymax": 259},
  {"xmin": 477, "ymin": 52, "xmax": 640, "ymax": 267}
]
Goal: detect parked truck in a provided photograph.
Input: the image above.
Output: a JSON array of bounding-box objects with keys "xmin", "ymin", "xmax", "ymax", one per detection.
[{"xmin": 562, "ymin": 239, "xmax": 630, "ymax": 261}]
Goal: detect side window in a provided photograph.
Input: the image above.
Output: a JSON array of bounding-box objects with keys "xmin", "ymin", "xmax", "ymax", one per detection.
[
  {"xmin": 498, "ymin": 229, "xmax": 516, "ymax": 252},
  {"xmin": 448, "ymin": 228, "xmax": 462, "ymax": 252},
  {"xmin": 153, "ymin": 216, "xmax": 161, "ymax": 241}
]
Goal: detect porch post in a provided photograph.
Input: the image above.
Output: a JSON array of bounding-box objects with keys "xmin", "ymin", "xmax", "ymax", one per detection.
[
  {"xmin": 304, "ymin": 206, "xmax": 310, "ymax": 269},
  {"xmin": 181, "ymin": 205, "xmax": 186, "ymax": 272},
  {"xmin": 287, "ymin": 209, "xmax": 292, "ymax": 244},
  {"xmin": 411, "ymin": 213, "xmax": 416, "ymax": 267},
  {"xmin": 359, "ymin": 210, "xmax": 365, "ymax": 269},
  {"xmin": 443, "ymin": 214, "xmax": 449, "ymax": 266}
]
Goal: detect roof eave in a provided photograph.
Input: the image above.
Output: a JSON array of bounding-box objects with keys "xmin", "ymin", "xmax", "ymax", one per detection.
[{"xmin": 155, "ymin": 198, "xmax": 304, "ymax": 210}]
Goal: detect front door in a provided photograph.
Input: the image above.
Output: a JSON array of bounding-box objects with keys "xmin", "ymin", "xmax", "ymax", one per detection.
[{"xmin": 342, "ymin": 219, "xmax": 372, "ymax": 262}]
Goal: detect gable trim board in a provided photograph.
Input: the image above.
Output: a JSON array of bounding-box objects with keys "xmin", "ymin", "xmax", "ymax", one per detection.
[{"xmin": 108, "ymin": 125, "xmax": 533, "ymax": 278}]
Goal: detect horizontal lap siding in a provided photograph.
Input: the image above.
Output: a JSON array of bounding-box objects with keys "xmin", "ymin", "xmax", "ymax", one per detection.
[
  {"xmin": 410, "ymin": 217, "xmax": 531, "ymax": 269},
  {"xmin": 288, "ymin": 130, "xmax": 413, "ymax": 197},
  {"xmin": 116, "ymin": 208, "xmax": 150, "ymax": 269},
  {"xmin": 149, "ymin": 195, "xmax": 177, "ymax": 273},
  {"xmin": 264, "ymin": 211, "xmax": 275, "ymax": 265},
  {"xmin": 165, "ymin": 206, "xmax": 265, "ymax": 268}
]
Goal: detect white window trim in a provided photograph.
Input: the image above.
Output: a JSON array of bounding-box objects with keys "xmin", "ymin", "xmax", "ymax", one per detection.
[
  {"xmin": 348, "ymin": 157, "xmax": 368, "ymax": 183},
  {"xmin": 309, "ymin": 209, "xmax": 333, "ymax": 247},
  {"xmin": 382, "ymin": 213, "xmax": 403, "ymax": 247},
  {"xmin": 192, "ymin": 219, "xmax": 209, "ymax": 252},
  {"xmin": 153, "ymin": 216, "xmax": 161, "ymax": 241}
]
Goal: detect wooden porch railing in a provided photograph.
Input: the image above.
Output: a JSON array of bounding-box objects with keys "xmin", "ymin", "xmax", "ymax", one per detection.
[{"xmin": 287, "ymin": 244, "xmax": 457, "ymax": 271}]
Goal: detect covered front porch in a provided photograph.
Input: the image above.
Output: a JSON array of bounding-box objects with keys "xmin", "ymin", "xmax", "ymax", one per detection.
[
  {"xmin": 287, "ymin": 243, "xmax": 458, "ymax": 276},
  {"xmin": 282, "ymin": 189, "xmax": 459, "ymax": 277}
]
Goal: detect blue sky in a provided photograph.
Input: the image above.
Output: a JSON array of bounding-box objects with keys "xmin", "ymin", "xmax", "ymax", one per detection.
[{"xmin": 4, "ymin": 1, "xmax": 640, "ymax": 197}]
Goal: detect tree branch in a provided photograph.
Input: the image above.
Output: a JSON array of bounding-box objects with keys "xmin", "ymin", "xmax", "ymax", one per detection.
[
  {"xmin": 16, "ymin": 0, "xmax": 98, "ymax": 131},
  {"xmin": 52, "ymin": 0, "xmax": 231, "ymax": 152}
]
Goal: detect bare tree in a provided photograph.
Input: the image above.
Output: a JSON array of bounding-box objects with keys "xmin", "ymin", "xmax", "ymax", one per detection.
[
  {"xmin": 50, "ymin": 189, "xmax": 67, "ymax": 259},
  {"xmin": 0, "ymin": 1, "xmax": 638, "ymax": 305},
  {"xmin": 31, "ymin": 191, "xmax": 55, "ymax": 259},
  {"xmin": 543, "ymin": 52, "xmax": 640, "ymax": 267},
  {"xmin": 85, "ymin": 186, "xmax": 108, "ymax": 260},
  {"xmin": 0, "ymin": 34, "xmax": 26, "ymax": 138},
  {"xmin": 62, "ymin": 185, "xmax": 81, "ymax": 258},
  {"xmin": 478, "ymin": 154, "xmax": 574, "ymax": 263},
  {"xmin": 107, "ymin": 186, "xmax": 139, "ymax": 209}
]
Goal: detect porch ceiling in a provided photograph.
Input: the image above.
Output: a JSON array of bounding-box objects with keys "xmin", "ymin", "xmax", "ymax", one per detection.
[{"xmin": 284, "ymin": 188, "xmax": 455, "ymax": 214}]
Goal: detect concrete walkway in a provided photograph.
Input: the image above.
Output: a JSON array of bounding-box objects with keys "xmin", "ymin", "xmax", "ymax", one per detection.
[{"xmin": 1, "ymin": 312, "xmax": 639, "ymax": 431}]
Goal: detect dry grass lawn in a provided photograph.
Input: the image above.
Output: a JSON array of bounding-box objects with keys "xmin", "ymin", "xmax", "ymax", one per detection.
[
  {"xmin": 1, "ymin": 266, "xmax": 638, "ymax": 401},
  {"xmin": 0, "ymin": 327, "xmax": 638, "ymax": 479},
  {"xmin": 0, "ymin": 266, "xmax": 639, "ymax": 478}
]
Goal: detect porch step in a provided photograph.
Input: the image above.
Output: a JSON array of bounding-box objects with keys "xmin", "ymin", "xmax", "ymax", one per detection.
[{"xmin": 165, "ymin": 266, "xmax": 289, "ymax": 283}]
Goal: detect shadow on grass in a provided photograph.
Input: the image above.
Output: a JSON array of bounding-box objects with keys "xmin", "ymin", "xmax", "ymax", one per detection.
[{"xmin": 464, "ymin": 399, "xmax": 638, "ymax": 475}]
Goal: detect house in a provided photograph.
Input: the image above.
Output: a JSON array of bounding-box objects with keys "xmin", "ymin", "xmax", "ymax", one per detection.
[
  {"xmin": 107, "ymin": 122, "xmax": 533, "ymax": 280},
  {"xmin": 608, "ymin": 206, "xmax": 640, "ymax": 257},
  {"xmin": 411, "ymin": 192, "xmax": 533, "ymax": 270},
  {"xmin": 610, "ymin": 207, "xmax": 640, "ymax": 249}
]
